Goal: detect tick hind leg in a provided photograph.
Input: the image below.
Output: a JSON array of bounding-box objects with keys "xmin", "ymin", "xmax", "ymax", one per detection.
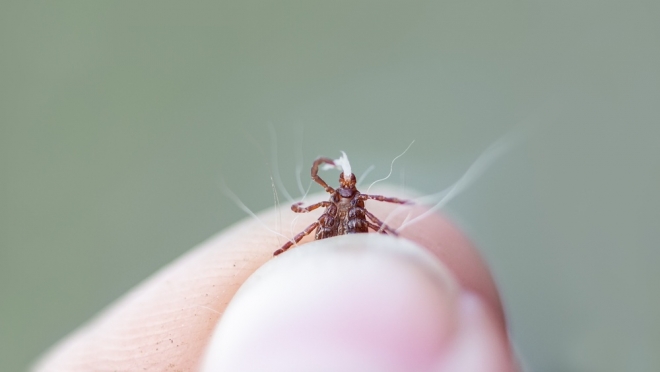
[
  {"xmin": 366, "ymin": 221, "xmax": 390, "ymax": 235},
  {"xmin": 365, "ymin": 210, "xmax": 399, "ymax": 236},
  {"xmin": 274, "ymin": 221, "xmax": 319, "ymax": 256}
]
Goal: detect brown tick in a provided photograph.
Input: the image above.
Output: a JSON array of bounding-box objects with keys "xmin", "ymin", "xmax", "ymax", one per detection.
[{"xmin": 273, "ymin": 152, "xmax": 409, "ymax": 256}]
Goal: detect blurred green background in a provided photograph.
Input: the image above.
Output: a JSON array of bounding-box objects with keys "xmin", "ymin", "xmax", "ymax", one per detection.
[{"xmin": 1, "ymin": 1, "xmax": 659, "ymax": 371}]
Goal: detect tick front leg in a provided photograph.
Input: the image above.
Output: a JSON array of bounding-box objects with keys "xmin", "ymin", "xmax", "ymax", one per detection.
[
  {"xmin": 311, "ymin": 157, "xmax": 336, "ymax": 194},
  {"xmin": 365, "ymin": 210, "xmax": 399, "ymax": 235},
  {"xmin": 291, "ymin": 201, "xmax": 331, "ymax": 213},
  {"xmin": 273, "ymin": 221, "xmax": 320, "ymax": 256},
  {"xmin": 360, "ymin": 194, "xmax": 410, "ymax": 204}
]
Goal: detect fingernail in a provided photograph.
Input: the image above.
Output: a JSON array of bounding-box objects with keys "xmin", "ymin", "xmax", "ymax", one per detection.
[
  {"xmin": 201, "ymin": 234, "xmax": 463, "ymax": 372},
  {"xmin": 433, "ymin": 292, "xmax": 518, "ymax": 372}
]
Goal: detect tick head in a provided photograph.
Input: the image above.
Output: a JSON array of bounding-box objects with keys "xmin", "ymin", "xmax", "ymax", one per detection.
[{"xmin": 338, "ymin": 173, "xmax": 357, "ymax": 190}]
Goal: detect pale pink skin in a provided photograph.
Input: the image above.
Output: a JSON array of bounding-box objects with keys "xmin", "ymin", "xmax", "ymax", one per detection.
[{"xmin": 33, "ymin": 192, "xmax": 518, "ymax": 371}]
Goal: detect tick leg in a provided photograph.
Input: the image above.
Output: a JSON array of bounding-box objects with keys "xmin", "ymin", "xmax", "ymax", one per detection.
[
  {"xmin": 366, "ymin": 221, "xmax": 390, "ymax": 235},
  {"xmin": 360, "ymin": 194, "xmax": 410, "ymax": 204},
  {"xmin": 274, "ymin": 221, "xmax": 320, "ymax": 256},
  {"xmin": 291, "ymin": 201, "xmax": 331, "ymax": 213},
  {"xmin": 365, "ymin": 210, "xmax": 399, "ymax": 235},
  {"xmin": 311, "ymin": 157, "xmax": 336, "ymax": 194}
]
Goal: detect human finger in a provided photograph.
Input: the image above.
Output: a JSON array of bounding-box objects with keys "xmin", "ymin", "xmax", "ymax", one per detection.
[
  {"xmin": 33, "ymin": 189, "xmax": 506, "ymax": 371},
  {"xmin": 201, "ymin": 234, "xmax": 517, "ymax": 371}
]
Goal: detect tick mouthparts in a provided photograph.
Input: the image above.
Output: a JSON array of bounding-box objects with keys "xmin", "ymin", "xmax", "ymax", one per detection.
[
  {"xmin": 335, "ymin": 151, "xmax": 352, "ymax": 181},
  {"xmin": 320, "ymin": 151, "xmax": 352, "ymax": 181}
]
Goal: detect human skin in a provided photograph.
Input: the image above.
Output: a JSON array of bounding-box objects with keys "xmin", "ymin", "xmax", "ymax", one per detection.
[{"xmin": 33, "ymin": 191, "xmax": 518, "ymax": 371}]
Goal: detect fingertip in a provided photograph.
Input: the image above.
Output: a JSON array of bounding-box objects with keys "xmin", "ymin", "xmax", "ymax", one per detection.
[{"xmin": 202, "ymin": 234, "xmax": 463, "ymax": 372}]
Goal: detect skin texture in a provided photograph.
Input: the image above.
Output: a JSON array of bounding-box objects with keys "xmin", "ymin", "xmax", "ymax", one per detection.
[{"xmin": 33, "ymin": 190, "xmax": 517, "ymax": 371}]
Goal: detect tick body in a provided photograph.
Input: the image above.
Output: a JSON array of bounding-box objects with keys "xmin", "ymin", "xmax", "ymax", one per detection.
[{"xmin": 274, "ymin": 155, "xmax": 409, "ymax": 256}]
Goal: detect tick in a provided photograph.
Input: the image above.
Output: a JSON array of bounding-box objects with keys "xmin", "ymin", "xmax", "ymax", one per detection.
[{"xmin": 273, "ymin": 152, "xmax": 410, "ymax": 256}]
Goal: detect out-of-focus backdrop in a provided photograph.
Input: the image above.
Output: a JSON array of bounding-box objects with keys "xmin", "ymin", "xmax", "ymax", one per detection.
[{"xmin": 1, "ymin": 2, "xmax": 659, "ymax": 371}]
